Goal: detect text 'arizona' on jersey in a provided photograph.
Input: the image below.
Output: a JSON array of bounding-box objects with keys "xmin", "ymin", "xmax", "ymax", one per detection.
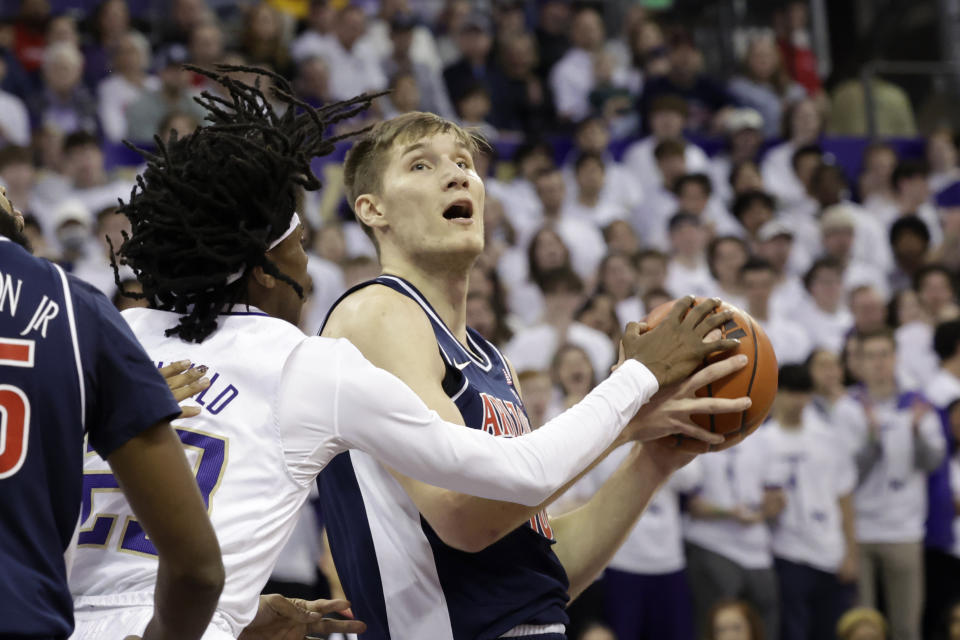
[{"xmin": 318, "ymin": 275, "xmax": 570, "ymax": 640}]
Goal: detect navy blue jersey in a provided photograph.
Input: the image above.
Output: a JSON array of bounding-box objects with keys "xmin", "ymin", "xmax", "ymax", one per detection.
[
  {"xmin": 318, "ymin": 275, "xmax": 569, "ymax": 640},
  {"xmin": 0, "ymin": 238, "xmax": 180, "ymax": 637}
]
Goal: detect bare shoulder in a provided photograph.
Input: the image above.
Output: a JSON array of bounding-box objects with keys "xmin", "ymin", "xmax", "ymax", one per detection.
[{"xmin": 321, "ymin": 284, "xmax": 441, "ymax": 378}]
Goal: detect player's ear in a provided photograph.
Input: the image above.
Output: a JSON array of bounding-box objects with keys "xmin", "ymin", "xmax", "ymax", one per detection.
[
  {"xmin": 354, "ymin": 194, "xmax": 387, "ymax": 231},
  {"xmin": 249, "ymin": 265, "xmax": 276, "ymax": 289}
]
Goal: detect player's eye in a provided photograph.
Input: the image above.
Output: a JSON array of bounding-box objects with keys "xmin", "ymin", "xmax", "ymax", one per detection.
[
  {"xmin": 456, "ymin": 160, "xmax": 470, "ymax": 169},
  {"xmin": 412, "ymin": 162, "xmax": 428, "ymax": 171}
]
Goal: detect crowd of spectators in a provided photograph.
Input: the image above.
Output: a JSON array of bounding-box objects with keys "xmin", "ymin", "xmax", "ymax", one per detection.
[{"xmin": 3, "ymin": 0, "xmax": 960, "ymax": 639}]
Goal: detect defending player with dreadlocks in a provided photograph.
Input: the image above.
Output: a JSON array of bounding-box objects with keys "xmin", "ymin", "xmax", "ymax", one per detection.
[{"xmin": 69, "ymin": 66, "xmax": 737, "ymax": 639}]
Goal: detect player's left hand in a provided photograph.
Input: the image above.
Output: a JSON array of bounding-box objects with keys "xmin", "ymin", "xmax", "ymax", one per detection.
[
  {"xmin": 237, "ymin": 594, "xmax": 367, "ymax": 640},
  {"xmin": 159, "ymin": 360, "xmax": 210, "ymax": 418}
]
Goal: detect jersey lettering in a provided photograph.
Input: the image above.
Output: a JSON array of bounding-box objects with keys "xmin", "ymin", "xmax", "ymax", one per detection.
[
  {"xmin": 19, "ymin": 295, "xmax": 59, "ymax": 338},
  {"xmin": 0, "ymin": 338, "xmax": 34, "ymax": 478},
  {"xmin": 0, "ymin": 270, "xmax": 22, "ymax": 316}
]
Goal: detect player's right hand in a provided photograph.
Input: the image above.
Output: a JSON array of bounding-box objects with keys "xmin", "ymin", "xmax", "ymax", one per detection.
[
  {"xmin": 623, "ymin": 296, "xmax": 740, "ymax": 388},
  {"xmin": 159, "ymin": 360, "xmax": 210, "ymax": 418},
  {"xmin": 237, "ymin": 594, "xmax": 367, "ymax": 639}
]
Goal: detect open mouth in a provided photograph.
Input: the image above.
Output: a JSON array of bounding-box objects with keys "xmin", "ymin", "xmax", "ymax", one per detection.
[{"xmin": 443, "ymin": 200, "xmax": 474, "ymax": 220}]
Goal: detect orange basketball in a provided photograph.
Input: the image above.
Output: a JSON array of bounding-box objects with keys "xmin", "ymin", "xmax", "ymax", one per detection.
[{"xmin": 644, "ymin": 297, "xmax": 778, "ymax": 452}]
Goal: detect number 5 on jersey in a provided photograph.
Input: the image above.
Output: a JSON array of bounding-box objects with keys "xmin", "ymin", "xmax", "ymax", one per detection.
[
  {"xmin": 0, "ymin": 338, "xmax": 35, "ymax": 479},
  {"xmin": 79, "ymin": 428, "xmax": 228, "ymax": 556}
]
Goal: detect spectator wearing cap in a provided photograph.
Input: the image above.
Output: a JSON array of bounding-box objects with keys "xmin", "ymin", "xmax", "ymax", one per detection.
[
  {"xmin": 820, "ymin": 204, "xmax": 890, "ymax": 300},
  {"xmin": 740, "ymin": 257, "xmax": 811, "ymax": 365},
  {"xmin": 892, "ymin": 159, "xmax": 943, "ymax": 247},
  {"xmin": 664, "ymin": 211, "xmax": 714, "ymax": 299},
  {"xmin": 623, "ymin": 94, "xmax": 711, "ymax": 199},
  {"xmin": 761, "ymin": 97, "xmax": 824, "ymax": 211},
  {"xmin": 124, "ymin": 45, "xmax": 205, "ymax": 143},
  {"xmin": 97, "ymin": 30, "xmax": 159, "ymax": 143},
  {"xmin": 709, "ymin": 107, "xmax": 765, "ymax": 205},
  {"xmin": 443, "ymin": 11, "xmax": 493, "ymax": 109},
  {"xmin": 728, "ymin": 32, "xmax": 807, "ymax": 139},
  {"xmin": 927, "ymin": 128, "xmax": 960, "ymax": 195},
  {"xmin": 932, "ymin": 182, "xmax": 960, "ymax": 272},
  {"xmin": 359, "ymin": 0, "xmax": 442, "ymax": 74},
  {"xmin": 30, "ymin": 41, "xmax": 99, "ymax": 136},
  {"xmin": 488, "ymin": 31, "xmax": 553, "ymax": 134},
  {"xmin": 291, "ymin": 5, "xmax": 386, "ymax": 102},
  {"xmin": 383, "ymin": 13, "xmax": 455, "ymax": 119},
  {"xmin": 639, "ymin": 30, "xmax": 735, "ymax": 135},
  {"xmin": 549, "ymin": 6, "xmax": 633, "ymax": 124},
  {"xmin": 756, "ymin": 218, "xmax": 809, "ymax": 314},
  {"xmin": 795, "ymin": 258, "xmax": 854, "ymax": 353},
  {"xmin": 51, "ymin": 197, "xmax": 95, "ymax": 269}
]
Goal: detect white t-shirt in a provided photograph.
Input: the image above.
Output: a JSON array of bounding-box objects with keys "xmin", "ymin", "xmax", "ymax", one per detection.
[
  {"xmin": 895, "ymin": 321, "xmax": 938, "ymax": 392},
  {"xmin": 665, "ymin": 258, "xmax": 716, "ymax": 299},
  {"xmin": 793, "ymin": 298, "xmax": 853, "ymax": 354},
  {"xmin": 805, "ymin": 394, "xmax": 870, "ymax": 457},
  {"xmin": 684, "ymin": 427, "xmax": 784, "ymax": 569},
  {"xmin": 766, "ymin": 418, "xmax": 856, "ymax": 572},
  {"xmin": 504, "ymin": 322, "xmax": 616, "ymax": 379},
  {"xmin": 926, "ymin": 369, "xmax": 960, "ymax": 410},
  {"xmin": 758, "ymin": 314, "xmax": 814, "ymax": 366},
  {"xmin": 70, "ymin": 307, "xmax": 659, "ymax": 636},
  {"xmin": 855, "ymin": 393, "xmax": 946, "ymax": 544},
  {"xmin": 761, "ymin": 142, "xmax": 806, "ymax": 211},
  {"xmin": 622, "ymin": 136, "xmax": 711, "ymax": 203}
]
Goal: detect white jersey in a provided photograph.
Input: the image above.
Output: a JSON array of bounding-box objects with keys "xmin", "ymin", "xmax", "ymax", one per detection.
[
  {"xmin": 766, "ymin": 419, "xmax": 856, "ymax": 573},
  {"xmin": 684, "ymin": 427, "xmax": 784, "ymax": 569},
  {"xmin": 70, "ymin": 306, "xmax": 659, "ymax": 638}
]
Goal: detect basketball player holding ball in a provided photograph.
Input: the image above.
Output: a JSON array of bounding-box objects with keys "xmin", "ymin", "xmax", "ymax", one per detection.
[{"xmin": 319, "ymin": 112, "xmax": 758, "ymax": 640}]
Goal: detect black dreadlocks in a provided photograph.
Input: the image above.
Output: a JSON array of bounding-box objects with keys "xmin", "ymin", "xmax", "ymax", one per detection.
[{"xmin": 113, "ymin": 64, "xmax": 379, "ymax": 343}]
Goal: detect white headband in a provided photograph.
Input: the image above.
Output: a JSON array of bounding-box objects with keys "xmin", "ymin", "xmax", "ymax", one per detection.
[{"xmin": 225, "ymin": 212, "xmax": 301, "ymax": 285}]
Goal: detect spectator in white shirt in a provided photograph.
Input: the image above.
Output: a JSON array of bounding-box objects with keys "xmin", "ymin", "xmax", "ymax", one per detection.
[
  {"xmin": 927, "ymin": 128, "xmax": 960, "ymax": 195},
  {"xmin": 731, "ymin": 190, "xmax": 776, "ymax": 251},
  {"xmin": 806, "ymin": 347, "xmax": 870, "ymax": 456},
  {"xmin": 686, "ymin": 426, "xmax": 786, "ymax": 640},
  {"xmin": 897, "ymin": 264, "xmax": 960, "ymax": 391},
  {"xmin": 382, "ymin": 14, "xmax": 455, "ymax": 120},
  {"xmin": 676, "ymin": 172, "xmax": 742, "ymax": 238},
  {"xmin": 890, "ymin": 215, "xmax": 933, "ymax": 293},
  {"xmin": 563, "ymin": 116, "xmax": 642, "ymax": 215},
  {"xmin": 820, "ymin": 204, "xmax": 890, "ymax": 300},
  {"xmin": 729, "ymin": 160, "xmax": 766, "ymax": 201},
  {"xmin": 290, "ymin": 0, "xmax": 335, "ymax": 62},
  {"xmin": 795, "ymin": 258, "xmax": 854, "ymax": 353},
  {"xmin": 859, "ymin": 142, "xmax": 900, "ymax": 223},
  {"xmin": 623, "ymin": 94, "xmax": 710, "ymax": 199},
  {"xmin": 665, "ymin": 212, "xmax": 714, "ymax": 298},
  {"xmin": 740, "ymin": 257, "xmax": 813, "ymax": 365},
  {"xmin": 565, "ymin": 152, "xmax": 629, "ymax": 228},
  {"xmin": 501, "ymin": 225, "xmax": 570, "ymax": 326},
  {"xmin": 297, "ymin": 5, "xmax": 387, "ymax": 102},
  {"xmin": 767, "ymin": 364, "xmax": 859, "ymax": 640},
  {"xmin": 602, "ymin": 219, "xmax": 640, "ymax": 256},
  {"xmin": 761, "ymin": 97, "xmax": 824, "ymax": 211},
  {"xmin": 706, "ymin": 235, "xmax": 748, "ymax": 308},
  {"xmin": 849, "ymin": 285, "xmax": 890, "ymax": 336},
  {"xmin": 709, "ymin": 107, "xmax": 766, "ymax": 205},
  {"xmin": 891, "ymin": 159, "xmax": 942, "ymax": 247},
  {"xmin": 853, "ymin": 330, "xmax": 947, "ymax": 640},
  {"xmin": 546, "ymin": 343, "xmax": 597, "ymax": 418},
  {"xmin": 72, "ymin": 205, "xmax": 133, "ymax": 298},
  {"xmin": 504, "ymin": 267, "xmax": 616, "ymax": 376},
  {"xmin": 633, "ymin": 138, "xmax": 687, "ymax": 249},
  {"xmin": 497, "ymin": 140, "xmax": 554, "ymax": 241},
  {"xmin": 0, "ymin": 58, "xmax": 30, "ymax": 147},
  {"xmin": 360, "ymin": 0, "xmax": 442, "ymax": 74},
  {"xmin": 755, "ymin": 219, "xmax": 808, "ymax": 313},
  {"xmin": 574, "ymin": 293, "xmax": 621, "ymax": 347},
  {"xmin": 57, "ymin": 131, "xmax": 131, "ymax": 220},
  {"xmin": 97, "ymin": 30, "xmax": 159, "ymax": 143},
  {"xmin": 635, "ymin": 248, "xmax": 669, "ymax": 298},
  {"xmin": 596, "ymin": 252, "xmax": 643, "ymax": 329}
]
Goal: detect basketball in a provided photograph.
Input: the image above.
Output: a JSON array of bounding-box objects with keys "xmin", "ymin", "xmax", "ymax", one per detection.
[{"xmin": 644, "ymin": 297, "xmax": 778, "ymax": 452}]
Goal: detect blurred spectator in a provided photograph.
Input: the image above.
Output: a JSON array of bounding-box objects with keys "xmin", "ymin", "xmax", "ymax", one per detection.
[
  {"xmin": 359, "ymin": 0, "xmax": 442, "ymax": 74},
  {"xmin": 291, "ymin": 0, "xmax": 335, "ymax": 63},
  {"xmin": 710, "ymin": 108, "xmax": 766, "ymax": 205},
  {"xmin": 588, "ymin": 49, "xmax": 637, "ymax": 138},
  {"xmin": 384, "ymin": 13, "xmax": 454, "ymax": 120},
  {"xmin": 728, "ymin": 32, "xmax": 807, "ymax": 139},
  {"xmin": 574, "ymin": 293, "xmax": 619, "ymax": 346},
  {"xmin": 676, "ymin": 171, "xmax": 741, "ymax": 238},
  {"xmin": 891, "ymin": 160, "xmax": 941, "ymax": 247},
  {"xmin": 767, "ymin": 364, "xmax": 858, "ymax": 640},
  {"xmin": 773, "ymin": 1, "xmax": 821, "ymax": 95},
  {"xmin": 502, "ymin": 225, "xmax": 570, "ymax": 326},
  {"xmin": 596, "ymin": 252, "xmax": 642, "ymax": 329},
  {"xmin": 896, "ymin": 265, "xmax": 960, "ymax": 391},
  {"xmin": 156, "ymin": 109, "xmax": 198, "ymax": 143},
  {"xmin": 156, "ymin": 0, "xmax": 212, "ymax": 47},
  {"xmin": 294, "ymin": 56, "xmax": 332, "ymax": 108},
  {"xmin": 859, "ymin": 142, "xmax": 899, "ymax": 222},
  {"xmin": 549, "ymin": 6, "xmax": 631, "ymax": 124},
  {"xmin": 819, "ymin": 204, "xmax": 889, "ymax": 300},
  {"xmin": 687, "ymin": 427, "xmax": 785, "ymax": 640},
  {"xmin": 829, "ymin": 76, "xmax": 917, "ymax": 138},
  {"xmin": 187, "ymin": 19, "xmax": 224, "ymax": 76},
  {"xmin": 240, "ymin": 3, "xmax": 293, "ymax": 78},
  {"xmin": 504, "ymin": 266, "xmax": 615, "ymax": 377},
  {"xmin": 626, "ymin": 19, "xmax": 670, "ymax": 81},
  {"xmin": 926, "ymin": 129, "xmax": 960, "ymax": 194},
  {"xmin": 933, "ymin": 183, "xmax": 960, "ymax": 271},
  {"xmin": 534, "ymin": 0, "xmax": 570, "ymax": 79},
  {"xmin": 488, "ymin": 30, "xmax": 551, "ymax": 134},
  {"xmin": 548, "ymin": 342, "xmax": 596, "ymax": 415},
  {"xmin": 706, "ymin": 600, "xmax": 765, "ymax": 640},
  {"xmin": 795, "ymin": 258, "xmax": 853, "ymax": 353},
  {"xmin": 755, "ymin": 219, "xmax": 807, "ymax": 312},
  {"xmin": 83, "ymin": 0, "xmax": 131, "ymax": 88},
  {"xmin": 642, "ymin": 286, "xmax": 671, "ymax": 314},
  {"xmin": 31, "ymin": 41, "xmax": 99, "ymax": 136},
  {"xmin": 706, "ymin": 235, "xmax": 748, "ymax": 308},
  {"xmin": 732, "ymin": 190, "xmax": 775, "ymax": 249},
  {"xmin": 0, "ymin": 57, "xmax": 31, "ymax": 147},
  {"xmin": 564, "ymin": 117, "xmax": 640, "ymax": 213},
  {"xmin": 455, "ymin": 84, "xmax": 496, "ymax": 141},
  {"xmin": 623, "ymin": 95, "xmax": 710, "ymax": 200},
  {"xmin": 434, "ymin": 0, "xmax": 471, "ymax": 67},
  {"xmin": 73, "ymin": 205, "xmax": 132, "ymax": 297},
  {"xmin": 97, "ymin": 30, "xmax": 157, "ymax": 143},
  {"xmin": 639, "ymin": 30, "xmax": 734, "ymax": 135},
  {"xmin": 50, "ymin": 197, "xmax": 93, "ymax": 266},
  {"xmin": 20, "ymin": 213, "xmax": 56, "ymax": 260},
  {"xmin": 58, "ymin": 130, "xmax": 130, "ymax": 216},
  {"xmin": 836, "ymin": 607, "xmax": 888, "ymax": 640},
  {"xmin": 761, "ymin": 98, "xmax": 823, "ymax": 211},
  {"xmin": 730, "ymin": 160, "xmax": 765, "ymax": 198},
  {"xmin": 807, "ymin": 347, "xmax": 870, "ymax": 455},
  {"xmin": 889, "ymin": 216, "xmax": 932, "ymax": 293},
  {"xmin": 442, "ymin": 12, "xmax": 492, "ymax": 112},
  {"xmin": 740, "ymin": 257, "xmax": 812, "ymax": 365},
  {"xmin": 635, "ymin": 248, "xmax": 668, "ymax": 297},
  {"xmin": 381, "ymin": 71, "xmax": 421, "ymax": 119},
  {"xmin": 46, "ymin": 14, "xmax": 77, "ymax": 48},
  {"xmin": 516, "ymin": 369, "xmax": 552, "ymax": 429},
  {"xmin": 564, "ymin": 152, "xmax": 628, "ymax": 228},
  {"xmin": 632, "ymin": 139, "xmax": 687, "ymax": 249},
  {"xmin": 853, "ymin": 330, "xmax": 946, "ymax": 640},
  {"xmin": 13, "ymin": 0, "xmax": 50, "ymax": 74},
  {"xmin": 602, "ymin": 219, "xmax": 639, "ymax": 256},
  {"xmin": 0, "ymin": 146, "xmax": 38, "ymax": 220},
  {"xmin": 496, "ymin": 139, "xmax": 553, "ymax": 239},
  {"xmin": 124, "ymin": 45, "xmax": 204, "ymax": 143},
  {"xmin": 297, "ymin": 6, "xmax": 386, "ymax": 101},
  {"xmin": 849, "ymin": 286, "xmax": 889, "ymax": 335},
  {"xmin": 664, "ymin": 212, "xmax": 714, "ymax": 298}
]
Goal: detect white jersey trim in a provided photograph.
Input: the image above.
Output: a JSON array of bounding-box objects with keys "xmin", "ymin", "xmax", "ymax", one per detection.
[
  {"xmin": 54, "ymin": 263, "xmax": 85, "ymax": 430},
  {"xmin": 501, "ymin": 623, "xmax": 567, "ymax": 637}
]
